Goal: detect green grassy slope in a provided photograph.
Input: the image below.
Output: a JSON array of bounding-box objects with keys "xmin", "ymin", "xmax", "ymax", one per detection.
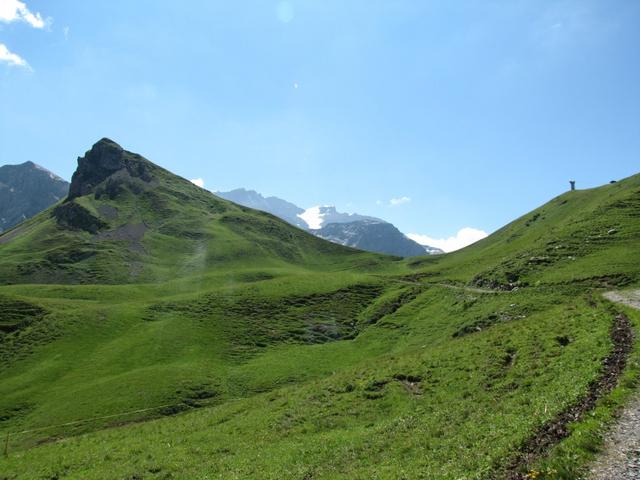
[
  {"xmin": 1, "ymin": 141, "xmax": 639, "ymax": 479},
  {"xmin": 407, "ymin": 173, "xmax": 640, "ymax": 288},
  {"xmin": 0, "ymin": 139, "xmax": 394, "ymax": 285}
]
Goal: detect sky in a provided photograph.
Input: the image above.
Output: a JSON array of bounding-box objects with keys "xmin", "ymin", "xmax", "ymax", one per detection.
[{"xmin": 1, "ymin": 1, "xmax": 640, "ymax": 251}]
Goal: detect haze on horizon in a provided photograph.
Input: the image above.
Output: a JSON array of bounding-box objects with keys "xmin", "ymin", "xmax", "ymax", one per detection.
[{"xmin": 1, "ymin": 0, "xmax": 639, "ymax": 251}]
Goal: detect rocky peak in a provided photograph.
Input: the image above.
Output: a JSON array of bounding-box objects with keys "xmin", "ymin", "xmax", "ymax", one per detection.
[
  {"xmin": 0, "ymin": 161, "xmax": 70, "ymax": 233},
  {"xmin": 68, "ymin": 138, "xmax": 152, "ymax": 200}
]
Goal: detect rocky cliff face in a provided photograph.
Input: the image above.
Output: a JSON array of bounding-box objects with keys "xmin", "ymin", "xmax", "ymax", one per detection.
[
  {"xmin": 53, "ymin": 138, "xmax": 159, "ymax": 233},
  {"xmin": 0, "ymin": 161, "xmax": 69, "ymax": 232},
  {"xmin": 68, "ymin": 138, "xmax": 154, "ymax": 200}
]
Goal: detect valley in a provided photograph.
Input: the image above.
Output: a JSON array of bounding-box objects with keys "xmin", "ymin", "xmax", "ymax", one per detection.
[{"xmin": 0, "ymin": 140, "xmax": 639, "ymax": 479}]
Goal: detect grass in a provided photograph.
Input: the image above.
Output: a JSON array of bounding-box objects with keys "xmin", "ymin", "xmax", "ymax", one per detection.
[{"xmin": 1, "ymin": 143, "xmax": 639, "ymax": 479}]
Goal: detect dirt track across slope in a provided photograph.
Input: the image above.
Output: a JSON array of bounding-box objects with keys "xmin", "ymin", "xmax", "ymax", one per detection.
[
  {"xmin": 587, "ymin": 290, "xmax": 640, "ymax": 480},
  {"xmin": 500, "ymin": 309, "xmax": 633, "ymax": 479}
]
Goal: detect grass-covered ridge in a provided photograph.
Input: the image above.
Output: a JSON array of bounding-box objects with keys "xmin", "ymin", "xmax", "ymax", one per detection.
[{"xmin": 1, "ymin": 140, "xmax": 639, "ymax": 479}]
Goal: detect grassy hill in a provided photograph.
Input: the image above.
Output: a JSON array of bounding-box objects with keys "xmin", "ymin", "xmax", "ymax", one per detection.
[
  {"xmin": 406, "ymin": 174, "xmax": 640, "ymax": 288},
  {"xmin": 0, "ymin": 140, "xmax": 639, "ymax": 479},
  {"xmin": 0, "ymin": 139, "xmax": 395, "ymax": 285}
]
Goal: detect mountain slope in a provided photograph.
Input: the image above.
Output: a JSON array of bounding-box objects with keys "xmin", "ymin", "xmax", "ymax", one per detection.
[
  {"xmin": 316, "ymin": 219, "xmax": 430, "ymax": 257},
  {"xmin": 1, "ymin": 142, "xmax": 639, "ymax": 480},
  {"xmin": 215, "ymin": 188, "xmax": 308, "ymax": 228},
  {"xmin": 0, "ymin": 161, "xmax": 69, "ymax": 233},
  {"xmin": 216, "ymin": 189, "xmax": 437, "ymax": 257},
  {"xmin": 0, "ymin": 139, "xmax": 391, "ymax": 285},
  {"xmin": 407, "ymin": 173, "xmax": 640, "ymax": 288}
]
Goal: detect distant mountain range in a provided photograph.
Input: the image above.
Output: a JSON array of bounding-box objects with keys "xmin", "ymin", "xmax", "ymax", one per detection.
[
  {"xmin": 297, "ymin": 205, "xmax": 381, "ymax": 229},
  {"xmin": 215, "ymin": 188, "xmax": 308, "ymax": 229},
  {"xmin": 0, "ymin": 161, "xmax": 70, "ymax": 233},
  {"xmin": 0, "ymin": 163, "xmax": 441, "ymax": 257},
  {"xmin": 215, "ymin": 189, "xmax": 442, "ymax": 257},
  {"xmin": 314, "ymin": 219, "xmax": 427, "ymax": 257}
]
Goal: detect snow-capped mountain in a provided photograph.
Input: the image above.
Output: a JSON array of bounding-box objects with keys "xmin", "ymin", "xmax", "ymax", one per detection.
[
  {"xmin": 297, "ymin": 206, "xmax": 381, "ymax": 230},
  {"xmin": 215, "ymin": 188, "xmax": 442, "ymax": 257},
  {"xmin": 315, "ymin": 219, "xmax": 432, "ymax": 257}
]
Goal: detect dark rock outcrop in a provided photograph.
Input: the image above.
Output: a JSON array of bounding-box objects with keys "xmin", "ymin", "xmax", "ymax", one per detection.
[
  {"xmin": 53, "ymin": 202, "xmax": 107, "ymax": 234},
  {"xmin": 68, "ymin": 138, "xmax": 153, "ymax": 200}
]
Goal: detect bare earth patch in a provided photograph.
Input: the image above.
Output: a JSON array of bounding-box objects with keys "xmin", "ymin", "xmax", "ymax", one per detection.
[{"xmin": 94, "ymin": 222, "xmax": 148, "ymax": 255}]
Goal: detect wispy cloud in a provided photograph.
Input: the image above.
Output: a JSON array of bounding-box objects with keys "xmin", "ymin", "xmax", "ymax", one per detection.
[
  {"xmin": 0, "ymin": 0, "xmax": 45, "ymax": 28},
  {"xmin": 190, "ymin": 178, "xmax": 205, "ymax": 188},
  {"xmin": 407, "ymin": 227, "xmax": 488, "ymax": 253},
  {"xmin": 389, "ymin": 196, "xmax": 411, "ymax": 206},
  {"xmin": 0, "ymin": 43, "xmax": 30, "ymax": 69},
  {"xmin": 0, "ymin": 1, "xmax": 49, "ymax": 70}
]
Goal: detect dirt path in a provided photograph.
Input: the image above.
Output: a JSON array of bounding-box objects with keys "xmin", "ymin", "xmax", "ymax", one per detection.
[
  {"xmin": 588, "ymin": 395, "xmax": 640, "ymax": 479},
  {"xmin": 432, "ymin": 282, "xmax": 503, "ymax": 295},
  {"xmin": 377, "ymin": 275, "xmax": 503, "ymax": 295},
  {"xmin": 603, "ymin": 290, "xmax": 640, "ymax": 310},
  {"xmin": 587, "ymin": 290, "xmax": 640, "ymax": 480},
  {"xmin": 500, "ymin": 312, "xmax": 633, "ymax": 480}
]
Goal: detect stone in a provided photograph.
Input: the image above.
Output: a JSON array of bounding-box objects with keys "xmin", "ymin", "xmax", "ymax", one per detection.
[
  {"xmin": 53, "ymin": 202, "xmax": 107, "ymax": 233},
  {"xmin": 67, "ymin": 138, "xmax": 153, "ymax": 200}
]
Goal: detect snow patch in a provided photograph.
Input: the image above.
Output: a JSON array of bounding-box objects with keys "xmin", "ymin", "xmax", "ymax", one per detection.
[
  {"xmin": 297, "ymin": 206, "xmax": 380, "ymax": 230},
  {"xmin": 297, "ymin": 206, "xmax": 326, "ymax": 230}
]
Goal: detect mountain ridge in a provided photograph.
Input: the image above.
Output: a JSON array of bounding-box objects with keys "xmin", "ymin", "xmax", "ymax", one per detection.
[
  {"xmin": 0, "ymin": 151, "xmax": 441, "ymax": 258},
  {"xmin": 315, "ymin": 218, "xmax": 428, "ymax": 257},
  {"xmin": 0, "ymin": 160, "xmax": 69, "ymax": 233},
  {"xmin": 215, "ymin": 188, "xmax": 442, "ymax": 257},
  {"xmin": 215, "ymin": 187, "xmax": 307, "ymax": 228},
  {"xmin": 0, "ymin": 139, "xmax": 387, "ymax": 285}
]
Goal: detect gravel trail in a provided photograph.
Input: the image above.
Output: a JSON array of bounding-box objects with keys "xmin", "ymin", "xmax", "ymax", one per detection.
[{"xmin": 588, "ymin": 290, "xmax": 640, "ymax": 480}]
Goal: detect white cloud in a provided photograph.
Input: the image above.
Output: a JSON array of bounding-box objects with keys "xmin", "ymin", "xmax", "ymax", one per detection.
[
  {"xmin": 190, "ymin": 178, "xmax": 205, "ymax": 188},
  {"xmin": 407, "ymin": 227, "xmax": 488, "ymax": 253},
  {"xmin": 0, "ymin": 0, "xmax": 45, "ymax": 28},
  {"xmin": 0, "ymin": 43, "xmax": 30, "ymax": 69},
  {"xmin": 390, "ymin": 196, "xmax": 411, "ymax": 206}
]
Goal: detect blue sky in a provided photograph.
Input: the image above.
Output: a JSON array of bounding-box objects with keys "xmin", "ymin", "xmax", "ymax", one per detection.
[{"xmin": 1, "ymin": 1, "xmax": 639, "ymax": 249}]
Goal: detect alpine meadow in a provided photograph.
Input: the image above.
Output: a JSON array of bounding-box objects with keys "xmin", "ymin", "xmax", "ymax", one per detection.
[
  {"xmin": 0, "ymin": 138, "xmax": 639, "ymax": 479},
  {"xmin": 2, "ymin": 2, "xmax": 640, "ymax": 479}
]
